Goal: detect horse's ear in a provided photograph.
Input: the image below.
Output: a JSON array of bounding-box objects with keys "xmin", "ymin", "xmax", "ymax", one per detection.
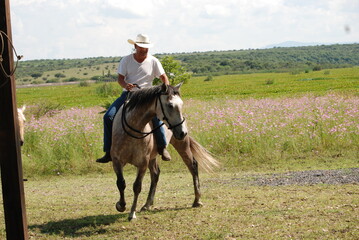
[
  {"xmin": 18, "ymin": 105, "xmax": 26, "ymax": 113},
  {"xmin": 174, "ymin": 82, "xmax": 183, "ymax": 91},
  {"xmin": 161, "ymin": 83, "xmax": 169, "ymax": 93}
]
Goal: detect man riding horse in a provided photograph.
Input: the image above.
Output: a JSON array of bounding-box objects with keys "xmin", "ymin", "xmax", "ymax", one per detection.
[{"xmin": 96, "ymin": 34, "xmax": 172, "ymax": 163}]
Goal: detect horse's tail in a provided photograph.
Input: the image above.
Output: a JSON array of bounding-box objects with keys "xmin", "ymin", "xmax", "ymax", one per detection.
[{"xmin": 189, "ymin": 136, "xmax": 220, "ymax": 172}]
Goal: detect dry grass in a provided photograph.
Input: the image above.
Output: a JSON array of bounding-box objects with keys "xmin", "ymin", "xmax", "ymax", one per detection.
[{"xmin": 1, "ymin": 170, "xmax": 358, "ymax": 239}]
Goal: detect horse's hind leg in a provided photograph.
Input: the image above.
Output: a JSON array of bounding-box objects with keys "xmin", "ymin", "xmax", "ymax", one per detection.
[
  {"xmin": 189, "ymin": 157, "xmax": 202, "ymax": 207},
  {"xmin": 171, "ymin": 137, "xmax": 202, "ymax": 207},
  {"xmin": 129, "ymin": 166, "xmax": 147, "ymax": 221},
  {"xmin": 141, "ymin": 158, "xmax": 160, "ymax": 211},
  {"xmin": 113, "ymin": 163, "xmax": 126, "ymax": 212}
]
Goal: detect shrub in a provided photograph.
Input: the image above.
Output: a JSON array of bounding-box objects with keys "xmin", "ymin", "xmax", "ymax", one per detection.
[
  {"xmin": 31, "ymin": 73, "xmax": 43, "ymax": 78},
  {"xmin": 32, "ymin": 80, "xmax": 44, "ymax": 84},
  {"xmin": 100, "ymin": 96, "xmax": 118, "ymax": 112},
  {"xmin": 204, "ymin": 75, "xmax": 213, "ymax": 81},
  {"xmin": 313, "ymin": 65, "xmax": 322, "ymax": 71},
  {"xmin": 55, "ymin": 73, "xmax": 66, "ymax": 78},
  {"xmin": 91, "ymin": 76, "xmax": 102, "ymax": 81},
  {"xmin": 265, "ymin": 79, "xmax": 274, "ymax": 85},
  {"xmin": 79, "ymin": 80, "xmax": 91, "ymax": 87},
  {"xmin": 155, "ymin": 56, "xmax": 191, "ymax": 85},
  {"xmin": 26, "ymin": 101, "xmax": 64, "ymax": 119},
  {"xmin": 95, "ymin": 83, "xmax": 120, "ymax": 97},
  {"xmin": 65, "ymin": 77, "xmax": 80, "ymax": 82},
  {"xmin": 46, "ymin": 79, "xmax": 60, "ymax": 83},
  {"xmin": 102, "ymin": 74, "xmax": 117, "ymax": 82},
  {"xmin": 291, "ymin": 70, "xmax": 301, "ymax": 75}
]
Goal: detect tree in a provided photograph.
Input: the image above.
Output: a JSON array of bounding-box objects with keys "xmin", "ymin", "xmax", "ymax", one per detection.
[
  {"xmin": 54, "ymin": 73, "xmax": 66, "ymax": 78},
  {"xmin": 154, "ymin": 56, "xmax": 191, "ymax": 85},
  {"xmin": 30, "ymin": 73, "xmax": 42, "ymax": 79}
]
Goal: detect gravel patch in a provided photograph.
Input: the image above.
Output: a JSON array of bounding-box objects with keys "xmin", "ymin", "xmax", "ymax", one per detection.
[{"xmin": 250, "ymin": 168, "xmax": 359, "ymax": 186}]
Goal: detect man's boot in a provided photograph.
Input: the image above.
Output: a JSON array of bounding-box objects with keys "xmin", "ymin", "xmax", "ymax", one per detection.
[
  {"xmin": 96, "ymin": 152, "xmax": 111, "ymax": 163},
  {"xmin": 158, "ymin": 147, "xmax": 171, "ymax": 161}
]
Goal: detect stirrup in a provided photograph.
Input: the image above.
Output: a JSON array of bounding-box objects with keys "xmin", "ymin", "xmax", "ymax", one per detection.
[
  {"xmin": 96, "ymin": 152, "xmax": 111, "ymax": 163},
  {"xmin": 159, "ymin": 148, "xmax": 171, "ymax": 161}
]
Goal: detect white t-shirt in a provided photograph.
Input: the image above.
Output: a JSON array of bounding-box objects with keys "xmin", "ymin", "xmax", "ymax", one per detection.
[{"xmin": 117, "ymin": 54, "xmax": 165, "ymax": 91}]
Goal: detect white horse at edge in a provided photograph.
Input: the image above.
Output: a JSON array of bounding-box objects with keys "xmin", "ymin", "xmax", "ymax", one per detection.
[{"xmin": 17, "ymin": 105, "xmax": 26, "ymax": 146}]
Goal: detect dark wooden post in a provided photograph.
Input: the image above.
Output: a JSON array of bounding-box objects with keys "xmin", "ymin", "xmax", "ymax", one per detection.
[{"xmin": 0, "ymin": 0, "xmax": 29, "ymax": 239}]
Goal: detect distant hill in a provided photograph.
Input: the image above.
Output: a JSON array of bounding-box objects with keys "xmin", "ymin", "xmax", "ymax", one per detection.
[
  {"xmin": 263, "ymin": 41, "xmax": 324, "ymax": 48},
  {"xmin": 164, "ymin": 43, "xmax": 359, "ymax": 76},
  {"xmin": 15, "ymin": 43, "xmax": 359, "ymax": 85}
]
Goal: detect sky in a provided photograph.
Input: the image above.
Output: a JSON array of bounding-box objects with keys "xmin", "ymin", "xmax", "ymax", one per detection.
[{"xmin": 9, "ymin": 0, "xmax": 359, "ymax": 60}]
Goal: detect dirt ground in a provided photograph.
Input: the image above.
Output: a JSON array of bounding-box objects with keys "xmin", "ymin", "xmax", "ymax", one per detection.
[{"xmin": 249, "ymin": 168, "xmax": 359, "ymax": 186}]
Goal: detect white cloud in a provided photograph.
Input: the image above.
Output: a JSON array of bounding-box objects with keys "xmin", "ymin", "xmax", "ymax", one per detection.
[
  {"xmin": 204, "ymin": 4, "xmax": 231, "ymax": 17},
  {"xmin": 12, "ymin": 0, "xmax": 47, "ymax": 6},
  {"xmin": 9, "ymin": 0, "xmax": 359, "ymax": 60}
]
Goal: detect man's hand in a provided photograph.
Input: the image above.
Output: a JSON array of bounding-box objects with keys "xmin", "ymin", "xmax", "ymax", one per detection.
[
  {"xmin": 125, "ymin": 83, "xmax": 136, "ymax": 91},
  {"xmin": 160, "ymin": 74, "xmax": 170, "ymax": 85}
]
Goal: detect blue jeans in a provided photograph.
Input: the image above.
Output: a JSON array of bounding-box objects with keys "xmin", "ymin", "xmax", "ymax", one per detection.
[{"xmin": 103, "ymin": 91, "xmax": 167, "ymax": 152}]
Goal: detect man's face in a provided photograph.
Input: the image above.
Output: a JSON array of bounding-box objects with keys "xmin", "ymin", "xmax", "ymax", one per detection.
[{"xmin": 135, "ymin": 44, "xmax": 149, "ymax": 57}]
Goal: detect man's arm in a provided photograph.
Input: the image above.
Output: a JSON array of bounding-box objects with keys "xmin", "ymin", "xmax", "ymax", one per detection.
[
  {"xmin": 118, "ymin": 74, "xmax": 126, "ymax": 88},
  {"xmin": 118, "ymin": 74, "xmax": 136, "ymax": 91}
]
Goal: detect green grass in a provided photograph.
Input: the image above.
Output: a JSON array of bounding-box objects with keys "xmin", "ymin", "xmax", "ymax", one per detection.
[
  {"xmin": 17, "ymin": 84, "xmax": 106, "ymax": 108},
  {"xmin": 16, "ymin": 67, "xmax": 359, "ymax": 108},
  {"xmin": 1, "ymin": 171, "xmax": 358, "ymax": 239},
  {"xmin": 181, "ymin": 67, "xmax": 359, "ymax": 100},
  {"xmin": 3, "ymin": 67, "xmax": 358, "ymax": 239}
]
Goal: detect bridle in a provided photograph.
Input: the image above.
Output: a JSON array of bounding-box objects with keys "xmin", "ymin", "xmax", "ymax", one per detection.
[
  {"xmin": 157, "ymin": 92, "xmax": 186, "ymax": 129},
  {"xmin": 121, "ymin": 89, "xmax": 186, "ymax": 139}
]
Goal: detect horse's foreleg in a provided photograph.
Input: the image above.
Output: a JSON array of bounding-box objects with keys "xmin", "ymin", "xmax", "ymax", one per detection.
[
  {"xmin": 170, "ymin": 137, "xmax": 202, "ymax": 208},
  {"xmin": 129, "ymin": 166, "xmax": 147, "ymax": 221},
  {"xmin": 114, "ymin": 164, "xmax": 126, "ymax": 212},
  {"xmin": 141, "ymin": 158, "xmax": 160, "ymax": 211}
]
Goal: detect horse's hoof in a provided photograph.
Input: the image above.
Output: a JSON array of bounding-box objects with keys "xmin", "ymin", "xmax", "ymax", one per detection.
[
  {"xmin": 192, "ymin": 201, "xmax": 203, "ymax": 208},
  {"xmin": 128, "ymin": 212, "xmax": 136, "ymax": 221},
  {"xmin": 116, "ymin": 202, "xmax": 126, "ymax": 212}
]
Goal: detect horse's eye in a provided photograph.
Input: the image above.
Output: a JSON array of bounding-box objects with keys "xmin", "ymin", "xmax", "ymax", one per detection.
[{"xmin": 168, "ymin": 103, "xmax": 174, "ymax": 109}]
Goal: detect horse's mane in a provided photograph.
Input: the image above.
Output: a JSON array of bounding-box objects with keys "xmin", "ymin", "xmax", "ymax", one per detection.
[{"xmin": 126, "ymin": 84, "xmax": 180, "ymax": 112}]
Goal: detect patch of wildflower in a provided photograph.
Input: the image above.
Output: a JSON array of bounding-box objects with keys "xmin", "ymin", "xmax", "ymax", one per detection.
[
  {"xmin": 22, "ymin": 106, "xmax": 105, "ymax": 175},
  {"xmin": 26, "ymin": 107, "xmax": 103, "ymax": 144},
  {"xmin": 184, "ymin": 94, "xmax": 358, "ymax": 158},
  {"xmin": 22, "ymin": 93, "xmax": 358, "ymax": 174}
]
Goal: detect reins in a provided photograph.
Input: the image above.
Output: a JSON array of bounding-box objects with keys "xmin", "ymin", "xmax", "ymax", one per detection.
[
  {"xmin": 121, "ymin": 86, "xmax": 185, "ymax": 139},
  {"xmin": 158, "ymin": 94, "xmax": 186, "ymax": 130}
]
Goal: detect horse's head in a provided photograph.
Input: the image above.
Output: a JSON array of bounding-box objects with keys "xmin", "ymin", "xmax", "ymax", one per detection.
[
  {"xmin": 17, "ymin": 105, "xmax": 26, "ymax": 146},
  {"xmin": 157, "ymin": 83, "xmax": 188, "ymax": 140}
]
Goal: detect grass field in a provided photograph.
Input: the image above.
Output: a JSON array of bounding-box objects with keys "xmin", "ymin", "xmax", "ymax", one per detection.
[
  {"xmin": 1, "ymin": 172, "xmax": 358, "ymax": 239},
  {"xmin": 16, "ymin": 67, "xmax": 359, "ymax": 107},
  {"xmin": 15, "ymin": 67, "xmax": 359, "ymax": 177},
  {"xmin": 17, "ymin": 62, "xmax": 119, "ymax": 85},
  {"xmin": 0, "ymin": 67, "xmax": 357, "ymax": 239}
]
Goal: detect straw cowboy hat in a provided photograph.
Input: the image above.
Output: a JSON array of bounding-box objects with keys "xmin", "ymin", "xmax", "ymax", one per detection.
[{"xmin": 128, "ymin": 34, "xmax": 153, "ymax": 48}]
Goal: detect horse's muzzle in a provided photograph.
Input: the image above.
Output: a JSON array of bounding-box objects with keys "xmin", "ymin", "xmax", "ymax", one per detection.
[{"xmin": 173, "ymin": 129, "xmax": 187, "ymax": 141}]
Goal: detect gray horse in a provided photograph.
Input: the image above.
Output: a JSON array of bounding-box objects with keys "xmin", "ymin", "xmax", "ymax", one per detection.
[{"xmin": 111, "ymin": 83, "xmax": 218, "ymax": 221}]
